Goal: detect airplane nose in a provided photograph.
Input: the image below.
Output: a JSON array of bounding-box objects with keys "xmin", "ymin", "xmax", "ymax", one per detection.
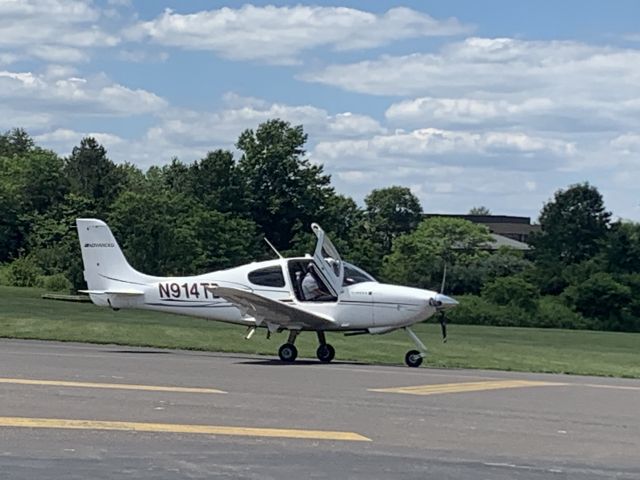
[{"xmin": 429, "ymin": 293, "xmax": 459, "ymax": 311}]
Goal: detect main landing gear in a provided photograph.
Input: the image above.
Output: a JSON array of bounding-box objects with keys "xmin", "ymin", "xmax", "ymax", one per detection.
[
  {"xmin": 315, "ymin": 331, "xmax": 335, "ymax": 363},
  {"xmin": 404, "ymin": 326, "xmax": 427, "ymax": 368},
  {"xmin": 278, "ymin": 330, "xmax": 299, "ymax": 362},
  {"xmin": 277, "ymin": 330, "xmax": 336, "ymax": 364}
]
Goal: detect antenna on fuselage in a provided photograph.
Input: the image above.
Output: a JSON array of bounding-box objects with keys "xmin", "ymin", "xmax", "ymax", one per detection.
[{"xmin": 264, "ymin": 237, "xmax": 284, "ymax": 259}]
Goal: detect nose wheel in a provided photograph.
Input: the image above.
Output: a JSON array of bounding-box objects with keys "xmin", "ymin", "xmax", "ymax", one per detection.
[
  {"xmin": 403, "ymin": 327, "xmax": 428, "ymax": 368},
  {"xmin": 405, "ymin": 349, "xmax": 423, "ymax": 368}
]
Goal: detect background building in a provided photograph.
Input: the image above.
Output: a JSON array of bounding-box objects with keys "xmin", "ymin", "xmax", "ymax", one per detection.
[{"xmin": 424, "ymin": 214, "xmax": 540, "ymax": 251}]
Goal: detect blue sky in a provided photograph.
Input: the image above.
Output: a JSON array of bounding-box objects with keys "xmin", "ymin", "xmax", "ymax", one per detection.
[{"xmin": 1, "ymin": 0, "xmax": 640, "ymax": 220}]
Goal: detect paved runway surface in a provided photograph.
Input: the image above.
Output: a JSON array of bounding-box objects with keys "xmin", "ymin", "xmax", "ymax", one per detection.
[{"xmin": 0, "ymin": 339, "xmax": 638, "ymax": 479}]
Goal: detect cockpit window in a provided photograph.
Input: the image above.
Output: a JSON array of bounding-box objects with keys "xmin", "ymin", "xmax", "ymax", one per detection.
[
  {"xmin": 343, "ymin": 263, "xmax": 377, "ymax": 286},
  {"xmin": 248, "ymin": 266, "xmax": 285, "ymax": 288}
]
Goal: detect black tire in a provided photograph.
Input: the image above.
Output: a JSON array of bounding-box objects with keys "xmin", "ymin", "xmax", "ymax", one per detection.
[
  {"xmin": 405, "ymin": 349, "xmax": 423, "ymax": 368},
  {"xmin": 278, "ymin": 343, "xmax": 298, "ymax": 363},
  {"xmin": 316, "ymin": 343, "xmax": 335, "ymax": 363}
]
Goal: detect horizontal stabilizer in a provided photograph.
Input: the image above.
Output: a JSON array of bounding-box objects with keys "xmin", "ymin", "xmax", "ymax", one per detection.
[{"xmin": 79, "ymin": 289, "xmax": 144, "ymax": 296}]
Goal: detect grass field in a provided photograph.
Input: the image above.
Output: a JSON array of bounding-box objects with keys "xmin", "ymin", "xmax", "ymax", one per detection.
[{"xmin": 1, "ymin": 286, "xmax": 638, "ymax": 378}]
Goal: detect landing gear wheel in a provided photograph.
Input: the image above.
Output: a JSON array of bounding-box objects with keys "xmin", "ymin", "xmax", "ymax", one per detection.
[
  {"xmin": 405, "ymin": 349, "xmax": 423, "ymax": 368},
  {"xmin": 278, "ymin": 343, "xmax": 298, "ymax": 363},
  {"xmin": 316, "ymin": 343, "xmax": 335, "ymax": 363}
]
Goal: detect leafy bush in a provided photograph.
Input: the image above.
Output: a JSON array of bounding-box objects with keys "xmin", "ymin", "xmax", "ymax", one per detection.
[
  {"xmin": 536, "ymin": 296, "xmax": 591, "ymax": 329},
  {"xmin": 448, "ymin": 295, "xmax": 530, "ymax": 327},
  {"xmin": 6, "ymin": 256, "xmax": 43, "ymax": 287},
  {"xmin": 0, "ymin": 264, "xmax": 9, "ymax": 285},
  {"xmin": 563, "ymin": 272, "xmax": 631, "ymax": 319},
  {"xmin": 482, "ymin": 276, "xmax": 540, "ymax": 312},
  {"xmin": 36, "ymin": 273, "xmax": 72, "ymax": 292},
  {"xmin": 448, "ymin": 294, "xmax": 592, "ymax": 330}
]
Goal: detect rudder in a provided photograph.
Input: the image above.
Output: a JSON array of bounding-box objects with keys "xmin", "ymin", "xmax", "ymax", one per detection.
[{"xmin": 76, "ymin": 218, "xmax": 152, "ymax": 291}]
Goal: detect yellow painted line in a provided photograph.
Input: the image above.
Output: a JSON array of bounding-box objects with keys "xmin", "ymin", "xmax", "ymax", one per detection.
[
  {"xmin": 369, "ymin": 380, "xmax": 564, "ymax": 396},
  {"xmin": 0, "ymin": 378, "xmax": 225, "ymax": 394},
  {"xmin": 0, "ymin": 417, "xmax": 371, "ymax": 442}
]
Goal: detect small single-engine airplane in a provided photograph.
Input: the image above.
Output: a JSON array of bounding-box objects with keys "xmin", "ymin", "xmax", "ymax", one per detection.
[{"xmin": 77, "ymin": 219, "xmax": 457, "ymax": 367}]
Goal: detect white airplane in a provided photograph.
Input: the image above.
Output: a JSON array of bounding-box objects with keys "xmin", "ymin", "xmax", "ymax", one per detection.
[{"xmin": 77, "ymin": 218, "xmax": 458, "ymax": 367}]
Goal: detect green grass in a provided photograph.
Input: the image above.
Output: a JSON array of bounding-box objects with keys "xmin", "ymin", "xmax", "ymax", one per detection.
[{"xmin": 1, "ymin": 286, "xmax": 639, "ymax": 378}]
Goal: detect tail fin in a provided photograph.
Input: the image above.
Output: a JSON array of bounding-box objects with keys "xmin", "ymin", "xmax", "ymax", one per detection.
[{"xmin": 76, "ymin": 219, "xmax": 153, "ymax": 291}]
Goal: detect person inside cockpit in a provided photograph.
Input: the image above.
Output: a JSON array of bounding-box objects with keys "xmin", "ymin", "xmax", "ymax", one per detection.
[{"xmin": 301, "ymin": 263, "xmax": 329, "ymax": 301}]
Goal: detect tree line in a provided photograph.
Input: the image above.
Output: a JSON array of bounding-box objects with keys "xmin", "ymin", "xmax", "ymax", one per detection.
[{"xmin": 1, "ymin": 121, "xmax": 638, "ymax": 332}]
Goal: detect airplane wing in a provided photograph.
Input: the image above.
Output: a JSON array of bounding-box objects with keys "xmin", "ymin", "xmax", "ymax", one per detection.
[{"xmin": 208, "ymin": 286, "xmax": 335, "ymax": 330}]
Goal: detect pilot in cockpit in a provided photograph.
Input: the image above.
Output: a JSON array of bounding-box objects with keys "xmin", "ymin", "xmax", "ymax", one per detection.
[{"xmin": 301, "ymin": 263, "xmax": 324, "ymax": 301}]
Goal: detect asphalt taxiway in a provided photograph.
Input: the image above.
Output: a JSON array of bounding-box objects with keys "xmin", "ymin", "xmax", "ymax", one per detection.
[{"xmin": 0, "ymin": 339, "xmax": 638, "ymax": 479}]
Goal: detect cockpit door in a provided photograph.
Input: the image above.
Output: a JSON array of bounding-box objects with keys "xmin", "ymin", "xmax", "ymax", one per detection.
[{"xmin": 311, "ymin": 223, "xmax": 344, "ymax": 298}]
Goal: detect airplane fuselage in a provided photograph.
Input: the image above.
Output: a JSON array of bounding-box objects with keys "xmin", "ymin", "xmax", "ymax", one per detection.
[{"xmin": 92, "ymin": 258, "xmax": 439, "ymax": 332}]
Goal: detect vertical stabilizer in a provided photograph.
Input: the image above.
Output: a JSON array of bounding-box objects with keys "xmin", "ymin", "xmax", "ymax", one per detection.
[{"xmin": 76, "ymin": 218, "xmax": 152, "ymax": 291}]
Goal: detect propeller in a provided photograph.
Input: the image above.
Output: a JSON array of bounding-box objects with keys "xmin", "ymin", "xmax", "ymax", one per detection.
[
  {"xmin": 439, "ymin": 262, "xmax": 448, "ymax": 343},
  {"xmin": 426, "ymin": 261, "xmax": 456, "ymax": 342},
  {"xmin": 439, "ymin": 312, "xmax": 447, "ymax": 343}
]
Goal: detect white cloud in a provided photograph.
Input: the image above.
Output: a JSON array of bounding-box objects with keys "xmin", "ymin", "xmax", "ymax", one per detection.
[
  {"xmin": 146, "ymin": 95, "xmax": 385, "ymax": 154},
  {"xmin": 302, "ymin": 37, "xmax": 640, "ymax": 144},
  {"xmin": 385, "ymin": 97, "xmax": 555, "ymax": 125},
  {"xmin": 611, "ymin": 133, "xmax": 640, "ymax": 154},
  {"xmin": 302, "ymin": 37, "xmax": 640, "ymax": 102},
  {"xmin": 0, "ymin": 70, "xmax": 167, "ymax": 116},
  {"xmin": 35, "ymin": 128, "xmax": 124, "ymax": 149},
  {"xmin": 0, "ymin": 0, "xmax": 119, "ymax": 63},
  {"xmin": 127, "ymin": 6, "xmax": 471, "ymax": 64},
  {"xmin": 312, "ymin": 127, "xmax": 574, "ymax": 170}
]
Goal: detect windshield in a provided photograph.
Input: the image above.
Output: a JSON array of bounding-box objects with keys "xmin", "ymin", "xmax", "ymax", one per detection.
[{"xmin": 342, "ymin": 262, "xmax": 377, "ymax": 286}]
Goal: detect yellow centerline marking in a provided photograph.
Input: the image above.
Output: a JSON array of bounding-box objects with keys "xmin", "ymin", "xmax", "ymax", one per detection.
[
  {"xmin": 0, "ymin": 417, "xmax": 371, "ymax": 442},
  {"xmin": 369, "ymin": 380, "xmax": 565, "ymax": 396},
  {"xmin": 0, "ymin": 378, "xmax": 225, "ymax": 394}
]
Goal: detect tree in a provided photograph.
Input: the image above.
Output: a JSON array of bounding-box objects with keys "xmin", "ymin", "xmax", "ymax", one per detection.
[
  {"xmin": 237, "ymin": 119, "xmax": 333, "ymax": 250},
  {"xmin": 107, "ymin": 191, "xmax": 259, "ymax": 277},
  {"xmin": 26, "ymin": 193, "xmax": 95, "ymax": 289},
  {"xmin": 482, "ymin": 276, "xmax": 540, "ymax": 312},
  {"xmin": 563, "ymin": 273, "xmax": 631, "ymax": 329},
  {"xmin": 603, "ymin": 221, "xmax": 640, "ymax": 274},
  {"xmin": 64, "ymin": 137, "xmax": 126, "ymax": 212},
  {"xmin": 531, "ymin": 183, "xmax": 610, "ymax": 264},
  {"xmin": 449, "ymin": 248, "xmax": 533, "ymax": 294},
  {"xmin": 189, "ymin": 150, "xmax": 248, "ymax": 214},
  {"xmin": 468, "ymin": 206, "xmax": 491, "ymax": 215},
  {"xmin": 0, "ymin": 146, "xmax": 68, "ymax": 261},
  {"xmin": 382, "ymin": 217, "xmax": 491, "ymax": 289},
  {"xmin": 364, "ymin": 186, "xmax": 423, "ymax": 253},
  {"xmin": 0, "ymin": 128, "xmax": 35, "ymax": 157},
  {"xmin": 159, "ymin": 157, "xmax": 191, "ymax": 195}
]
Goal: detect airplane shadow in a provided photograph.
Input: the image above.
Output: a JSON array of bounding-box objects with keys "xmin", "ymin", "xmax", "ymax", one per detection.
[
  {"xmin": 107, "ymin": 349, "xmax": 172, "ymax": 355},
  {"xmin": 238, "ymin": 359, "xmax": 364, "ymax": 366},
  {"xmin": 100, "ymin": 349, "xmax": 368, "ymax": 367}
]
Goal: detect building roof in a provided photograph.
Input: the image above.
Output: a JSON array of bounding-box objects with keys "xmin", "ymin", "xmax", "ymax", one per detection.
[{"xmin": 485, "ymin": 233, "xmax": 531, "ymax": 251}]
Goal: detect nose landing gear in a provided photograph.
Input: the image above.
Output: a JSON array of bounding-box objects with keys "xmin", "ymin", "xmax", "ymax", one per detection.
[
  {"xmin": 403, "ymin": 326, "xmax": 427, "ymax": 368},
  {"xmin": 405, "ymin": 350, "xmax": 423, "ymax": 368}
]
